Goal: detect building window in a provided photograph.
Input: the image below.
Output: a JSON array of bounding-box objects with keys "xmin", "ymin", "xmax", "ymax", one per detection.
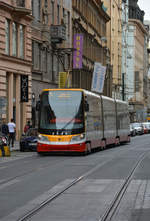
[
  {"xmin": 135, "ymin": 71, "xmax": 140, "ymax": 92},
  {"xmin": 33, "ymin": 41, "xmax": 41, "ymax": 70},
  {"xmin": 5, "ymin": 19, "xmax": 10, "ymax": 55},
  {"xmin": 42, "ymin": 48, "xmax": 47, "ymax": 73},
  {"xmin": 32, "ymin": 0, "xmax": 40, "ymax": 21},
  {"xmin": 12, "ymin": 22, "xmax": 17, "ymax": 56},
  {"xmin": 63, "ymin": 8, "xmax": 65, "ymax": 20},
  {"xmin": 57, "ymin": 4, "xmax": 60, "ymax": 24},
  {"xmin": 51, "ymin": 1, "xmax": 54, "ymax": 24},
  {"xmin": 17, "ymin": 0, "xmax": 25, "ymax": 7},
  {"xmin": 67, "ymin": 11, "xmax": 70, "ymax": 37},
  {"xmin": 19, "ymin": 25, "xmax": 24, "ymax": 58},
  {"xmin": 45, "ymin": 0, "xmax": 48, "ymax": 7},
  {"xmin": 5, "ymin": 19, "xmax": 26, "ymax": 58}
]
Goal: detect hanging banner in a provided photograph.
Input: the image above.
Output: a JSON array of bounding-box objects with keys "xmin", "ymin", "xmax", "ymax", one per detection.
[
  {"xmin": 20, "ymin": 75, "xmax": 28, "ymax": 102},
  {"xmin": 148, "ymin": 68, "xmax": 150, "ymax": 79},
  {"xmin": 73, "ymin": 34, "xmax": 83, "ymax": 69},
  {"xmin": 91, "ymin": 62, "xmax": 106, "ymax": 93}
]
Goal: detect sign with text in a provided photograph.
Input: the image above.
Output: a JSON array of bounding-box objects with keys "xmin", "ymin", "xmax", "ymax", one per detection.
[
  {"xmin": 91, "ymin": 62, "xmax": 106, "ymax": 93},
  {"xmin": 73, "ymin": 34, "xmax": 83, "ymax": 69},
  {"xmin": 21, "ymin": 75, "xmax": 28, "ymax": 102}
]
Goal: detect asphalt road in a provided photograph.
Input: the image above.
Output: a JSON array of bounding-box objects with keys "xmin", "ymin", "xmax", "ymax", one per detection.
[{"xmin": 0, "ymin": 134, "xmax": 150, "ymax": 221}]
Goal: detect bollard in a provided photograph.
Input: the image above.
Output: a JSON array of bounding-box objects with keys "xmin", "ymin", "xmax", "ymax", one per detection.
[
  {"xmin": 0, "ymin": 148, "xmax": 2, "ymax": 157},
  {"xmin": 0, "ymin": 145, "xmax": 11, "ymax": 157},
  {"xmin": 4, "ymin": 145, "xmax": 10, "ymax": 156}
]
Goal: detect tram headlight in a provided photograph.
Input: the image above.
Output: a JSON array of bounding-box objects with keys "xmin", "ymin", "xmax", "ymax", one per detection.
[
  {"xmin": 71, "ymin": 133, "xmax": 85, "ymax": 142},
  {"xmin": 38, "ymin": 134, "xmax": 49, "ymax": 142}
]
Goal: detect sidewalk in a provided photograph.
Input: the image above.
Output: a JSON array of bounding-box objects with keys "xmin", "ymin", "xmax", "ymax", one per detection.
[{"xmin": 10, "ymin": 140, "xmax": 20, "ymax": 151}]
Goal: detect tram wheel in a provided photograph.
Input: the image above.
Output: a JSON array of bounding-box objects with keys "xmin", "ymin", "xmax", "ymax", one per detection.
[
  {"xmin": 37, "ymin": 152, "xmax": 44, "ymax": 156},
  {"xmin": 115, "ymin": 137, "xmax": 120, "ymax": 146},
  {"xmin": 87, "ymin": 143, "xmax": 91, "ymax": 154},
  {"xmin": 101, "ymin": 140, "xmax": 106, "ymax": 150}
]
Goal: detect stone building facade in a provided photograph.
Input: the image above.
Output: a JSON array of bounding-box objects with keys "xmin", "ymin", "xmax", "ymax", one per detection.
[
  {"xmin": 72, "ymin": 0, "xmax": 111, "ymax": 96},
  {"xmin": 0, "ymin": 0, "xmax": 33, "ymax": 139},
  {"xmin": 127, "ymin": 0, "xmax": 149, "ymax": 122},
  {"xmin": 103, "ymin": 0, "xmax": 122, "ymax": 99},
  {"xmin": 31, "ymin": 0, "xmax": 72, "ymax": 126}
]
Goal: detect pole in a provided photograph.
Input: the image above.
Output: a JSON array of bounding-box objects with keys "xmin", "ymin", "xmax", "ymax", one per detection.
[{"xmin": 122, "ymin": 72, "xmax": 125, "ymax": 101}]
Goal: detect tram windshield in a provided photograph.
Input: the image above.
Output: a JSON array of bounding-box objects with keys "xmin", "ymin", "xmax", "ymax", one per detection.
[{"xmin": 39, "ymin": 90, "xmax": 84, "ymax": 135}]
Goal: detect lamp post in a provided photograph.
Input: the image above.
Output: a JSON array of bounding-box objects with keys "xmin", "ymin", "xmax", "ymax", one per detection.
[{"xmin": 32, "ymin": 92, "xmax": 35, "ymax": 127}]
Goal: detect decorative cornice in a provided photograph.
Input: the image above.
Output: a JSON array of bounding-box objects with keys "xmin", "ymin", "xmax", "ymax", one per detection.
[
  {"xmin": 0, "ymin": 53, "xmax": 32, "ymax": 67},
  {"xmin": 0, "ymin": 1, "xmax": 32, "ymax": 19},
  {"xmin": 129, "ymin": 19, "xmax": 148, "ymax": 35}
]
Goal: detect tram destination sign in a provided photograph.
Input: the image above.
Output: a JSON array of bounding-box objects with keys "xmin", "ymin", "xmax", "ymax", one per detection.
[{"xmin": 21, "ymin": 75, "xmax": 28, "ymax": 102}]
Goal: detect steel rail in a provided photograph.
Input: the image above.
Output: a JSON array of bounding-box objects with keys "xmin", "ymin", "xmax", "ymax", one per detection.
[
  {"xmin": 98, "ymin": 152, "xmax": 148, "ymax": 221},
  {"xmin": 17, "ymin": 157, "xmax": 113, "ymax": 221},
  {"xmin": 18, "ymin": 151, "xmax": 148, "ymax": 221}
]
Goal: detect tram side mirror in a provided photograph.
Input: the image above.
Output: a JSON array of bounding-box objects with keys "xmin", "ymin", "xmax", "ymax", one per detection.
[
  {"xmin": 36, "ymin": 100, "xmax": 40, "ymax": 111},
  {"xmin": 85, "ymin": 101, "xmax": 89, "ymax": 112}
]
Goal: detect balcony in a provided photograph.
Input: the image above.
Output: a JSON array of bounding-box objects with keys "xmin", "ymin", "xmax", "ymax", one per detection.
[
  {"xmin": 14, "ymin": 0, "xmax": 31, "ymax": 17},
  {"xmin": 51, "ymin": 25, "xmax": 66, "ymax": 44},
  {"xmin": 0, "ymin": 1, "xmax": 31, "ymax": 17}
]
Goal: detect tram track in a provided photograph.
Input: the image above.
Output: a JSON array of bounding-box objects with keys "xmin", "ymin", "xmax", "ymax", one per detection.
[
  {"xmin": 17, "ymin": 150, "xmax": 148, "ymax": 221},
  {"xmin": 98, "ymin": 152, "xmax": 148, "ymax": 221}
]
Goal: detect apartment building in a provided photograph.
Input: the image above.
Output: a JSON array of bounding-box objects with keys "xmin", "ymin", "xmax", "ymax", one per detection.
[
  {"xmin": 127, "ymin": 0, "xmax": 149, "ymax": 122},
  {"xmin": 31, "ymin": 0, "xmax": 72, "ymax": 126},
  {"xmin": 0, "ymin": 0, "xmax": 32, "ymax": 139},
  {"xmin": 72, "ymin": 0, "xmax": 111, "ymax": 96},
  {"xmin": 144, "ymin": 20, "xmax": 150, "ymax": 119},
  {"xmin": 103, "ymin": 0, "xmax": 122, "ymax": 99}
]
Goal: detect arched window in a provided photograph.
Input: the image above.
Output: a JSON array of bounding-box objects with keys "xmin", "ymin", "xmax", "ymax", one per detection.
[{"xmin": 32, "ymin": 0, "xmax": 40, "ymax": 21}]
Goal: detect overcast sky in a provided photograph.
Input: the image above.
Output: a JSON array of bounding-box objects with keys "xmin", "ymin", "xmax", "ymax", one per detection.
[{"xmin": 138, "ymin": 0, "xmax": 150, "ymax": 20}]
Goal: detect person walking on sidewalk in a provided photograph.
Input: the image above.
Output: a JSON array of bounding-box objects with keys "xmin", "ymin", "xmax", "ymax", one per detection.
[
  {"xmin": 24, "ymin": 120, "xmax": 32, "ymax": 133},
  {"xmin": 8, "ymin": 119, "xmax": 16, "ymax": 148}
]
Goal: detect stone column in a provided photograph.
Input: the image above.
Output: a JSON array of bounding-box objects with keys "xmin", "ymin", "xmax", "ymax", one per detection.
[
  {"xmin": 22, "ymin": 102, "xmax": 27, "ymax": 133},
  {"xmin": 16, "ymin": 74, "xmax": 21, "ymax": 140},
  {"xmin": 8, "ymin": 73, "xmax": 13, "ymax": 121},
  {"xmin": 0, "ymin": 70, "xmax": 7, "ymax": 120}
]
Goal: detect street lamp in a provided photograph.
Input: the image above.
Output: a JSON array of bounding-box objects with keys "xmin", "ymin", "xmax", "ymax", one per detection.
[{"xmin": 32, "ymin": 93, "xmax": 35, "ymax": 106}]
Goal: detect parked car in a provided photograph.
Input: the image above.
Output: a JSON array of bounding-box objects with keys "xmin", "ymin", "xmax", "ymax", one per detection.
[
  {"xmin": 20, "ymin": 128, "xmax": 38, "ymax": 152},
  {"xmin": 141, "ymin": 123, "xmax": 148, "ymax": 134},
  {"xmin": 130, "ymin": 124, "xmax": 136, "ymax": 136},
  {"xmin": 142, "ymin": 122, "xmax": 150, "ymax": 133},
  {"xmin": 131, "ymin": 122, "xmax": 144, "ymax": 135}
]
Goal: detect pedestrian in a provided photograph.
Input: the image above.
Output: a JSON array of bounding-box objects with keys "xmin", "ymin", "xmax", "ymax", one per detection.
[
  {"xmin": 1, "ymin": 119, "xmax": 9, "ymax": 136},
  {"xmin": 24, "ymin": 120, "xmax": 32, "ymax": 133},
  {"xmin": 8, "ymin": 118, "xmax": 16, "ymax": 148}
]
